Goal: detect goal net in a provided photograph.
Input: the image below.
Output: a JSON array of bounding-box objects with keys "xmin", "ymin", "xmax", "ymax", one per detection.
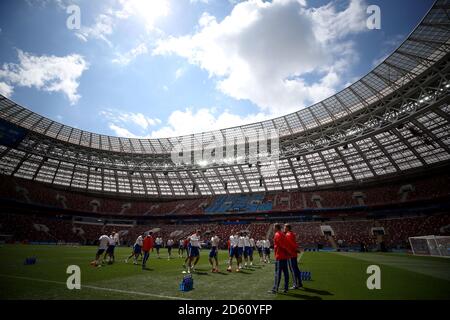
[{"xmin": 409, "ymin": 235, "xmax": 450, "ymax": 257}]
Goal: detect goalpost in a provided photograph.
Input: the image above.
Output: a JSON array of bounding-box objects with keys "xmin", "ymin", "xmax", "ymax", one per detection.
[{"xmin": 408, "ymin": 235, "xmax": 450, "ymax": 257}]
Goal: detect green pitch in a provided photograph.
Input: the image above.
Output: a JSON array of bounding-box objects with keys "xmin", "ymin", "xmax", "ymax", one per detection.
[{"xmin": 0, "ymin": 245, "xmax": 449, "ymax": 300}]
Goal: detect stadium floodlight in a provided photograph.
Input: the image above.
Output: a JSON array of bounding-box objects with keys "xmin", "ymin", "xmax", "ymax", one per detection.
[
  {"xmin": 408, "ymin": 235, "xmax": 450, "ymax": 257},
  {"xmin": 198, "ymin": 160, "xmax": 208, "ymax": 167}
]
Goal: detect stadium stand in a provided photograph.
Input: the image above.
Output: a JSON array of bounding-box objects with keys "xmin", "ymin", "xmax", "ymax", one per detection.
[
  {"xmin": 205, "ymin": 194, "xmax": 272, "ymax": 214},
  {"xmin": 288, "ymin": 213, "xmax": 450, "ymax": 250},
  {"xmin": 1, "ymin": 211, "xmax": 448, "ymax": 252},
  {"xmin": 0, "ymin": 174, "xmax": 448, "ymax": 216}
]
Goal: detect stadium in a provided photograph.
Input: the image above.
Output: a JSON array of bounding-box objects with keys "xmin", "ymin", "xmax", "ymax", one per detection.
[{"xmin": 0, "ymin": 0, "xmax": 449, "ymax": 301}]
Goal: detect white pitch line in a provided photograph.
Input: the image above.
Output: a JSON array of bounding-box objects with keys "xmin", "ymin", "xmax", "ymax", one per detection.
[{"xmin": 0, "ymin": 274, "xmax": 191, "ymax": 300}]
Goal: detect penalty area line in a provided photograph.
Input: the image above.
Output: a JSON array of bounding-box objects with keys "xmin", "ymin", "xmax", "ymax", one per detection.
[{"xmin": 0, "ymin": 274, "xmax": 191, "ymax": 300}]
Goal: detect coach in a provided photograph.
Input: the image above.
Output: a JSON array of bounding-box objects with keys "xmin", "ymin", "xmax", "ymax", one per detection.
[
  {"xmin": 142, "ymin": 232, "xmax": 154, "ymax": 270},
  {"xmin": 284, "ymin": 224, "xmax": 303, "ymax": 289},
  {"xmin": 269, "ymin": 224, "xmax": 290, "ymax": 294}
]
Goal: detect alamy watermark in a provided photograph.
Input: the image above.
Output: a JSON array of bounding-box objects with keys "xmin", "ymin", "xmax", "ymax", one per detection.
[
  {"xmin": 170, "ymin": 128, "xmax": 280, "ymax": 178},
  {"xmin": 65, "ymin": 4, "xmax": 381, "ymax": 32},
  {"xmin": 66, "ymin": 265, "xmax": 81, "ymax": 290},
  {"xmin": 366, "ymin": 265, "xmax": 381, "ymax": 290},
  {"xmin": 367, "ymin": 5, "xmax": 381, "ymax": 30},
  {"xmin": 66, "ymin": 5, "xmax": 81, "ymax": 30}
]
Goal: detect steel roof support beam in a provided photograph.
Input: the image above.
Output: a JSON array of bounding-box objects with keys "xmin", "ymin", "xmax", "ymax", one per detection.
[
  {"xmin": 370, "ymin": 135, "xmax": 401, "ymax": 172},
  {"xmin": 433, "ymin": 107, "xmax": 450, "ymax": 122},
  {"xmin": 256, "ymin": 164, "xmax": 269, "ymax": 192},
  {"xmin": 230, "ymin": 166, "xmax": 245, "ymax": 194},
  {"xmin": 151, "ymin": 172, "xmax": 161, "ymax": 197},
  {"xmin": 391, "ymin": 128, "xmax": 428, "ymax": 166},
  {"xmin": 317, "ymin": 151, "xmax": 336, "ymax": 184},
  {"xmin": 352, "ymin": 143, "xmax": 378, "ymax": 178},
  {"xmin": 334, "ymin": 147, "xmax": 357, "ymax": 181},
  {"xmin": 188, "ymin": 170, "xmax": 203, "ymax": 196},
  {"xmin": 287, "ymin": 157, "xmax": 301, "ymax": 189},
  {"xmin": 411, "ymin": 118, "xmax": 450, "ymax": 154},
  {"xmin": 301, "ymin": 155, "xmax": 318, "ymax": 187}
]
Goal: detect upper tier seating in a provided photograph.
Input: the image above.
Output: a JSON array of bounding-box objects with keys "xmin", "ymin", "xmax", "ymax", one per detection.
[{"xmin": 0, "ymin": 173, "xmax": 448, "ymax": 216}]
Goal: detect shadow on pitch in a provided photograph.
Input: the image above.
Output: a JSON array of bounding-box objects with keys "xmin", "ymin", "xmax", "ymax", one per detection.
[
  {"xmin": 220, "ymin": 270, "xmax": 252, "ymax": 275},
  {"xmin": 244, "ymin": 266, "xmax": 263, "ymax": 270},
  {"xmin": 236, "ymin": 270, "xmax": 251, "ymax": 274},
  {"xmin": 299, "ymin": 286, "xmax": 333, "ymax": 296},
  {"xmin": 282, "ymin": 292, "xmax": 323, "ymax": 300}
]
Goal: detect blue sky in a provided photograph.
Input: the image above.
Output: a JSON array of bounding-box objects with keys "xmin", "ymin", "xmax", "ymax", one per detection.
[{"xmin": 0, "ymin": 0, "xmax": 434, "ymax": 138}]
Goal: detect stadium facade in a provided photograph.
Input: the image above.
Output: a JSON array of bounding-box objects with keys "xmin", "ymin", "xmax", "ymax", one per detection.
[{"xmin": 1, "ymin": 3, "xmax": 450, "ymax": 198}]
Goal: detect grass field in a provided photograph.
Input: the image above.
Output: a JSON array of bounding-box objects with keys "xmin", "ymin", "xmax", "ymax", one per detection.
[{"xmin": 0, "ymin": 245, "xmax": 449, "ymax": 300}]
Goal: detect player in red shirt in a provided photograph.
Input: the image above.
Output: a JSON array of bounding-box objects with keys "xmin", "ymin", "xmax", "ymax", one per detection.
[
  {"xmin": 142, "ymin": 231, "xmax": 154, "ymax": 270},
  {"xmin": 269, "ymin": 224, "xmax": 290, "ymax": 294},
  {"xmin": 284, "ymin": 224, "xmax": 303, "ymax": 289}
]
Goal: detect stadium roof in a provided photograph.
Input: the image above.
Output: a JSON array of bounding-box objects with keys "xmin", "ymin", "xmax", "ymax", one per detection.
[{"xmin": 0, "ymin": 0, "xmax": 449, "ymax": 197}]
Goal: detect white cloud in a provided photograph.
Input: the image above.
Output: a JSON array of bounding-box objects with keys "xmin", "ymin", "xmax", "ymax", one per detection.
[
  {"xmin": 26, "ymin": 0, "xmax": 77, "ymax": 9},
  {"xmin": 74, "ymin": 0, "xmax": 169, "ymax": 47},
  {"xmin": 75, "ymin": 14, "xmax": 114, "ymax": 46},
  {"xmin": 101, "ymin": 109, "xmax": 162, "ymax": 138},
  {"xmin": 0, "ymin": 82, "xmax": 13, "ymax": 98},
  {"xmin": 149, "ymin": 107, "xmax": 270, "ymax": 138},
  {"xmin": 154, "ymin": 0, "xmax": 368, "ymax": 115},
  {"xmin": 108, "ymin": 123, "xmax": 149, "ymax": 139},
  {"xmin": 117, "ymin": 111, "xmax": 161, "ymax": 130},
  {"xmin": 101, "ymin": 107, "xmax": 270, "ymax": 139},
  {"xmin": 115, "ymin": 0, "xmax": 170, "ymax": 31},
  {"xmin": 190, "ymin": 0, "xmax": 209, "ymax": 4},
  {"xmin": 309, "ymin": 0, "xmax": 368, "ymax": 42},
  {"xmin": 0, "ymin": 50, "xmax": 88, "ymax": 105},
  {"xmin": 175, "ymin": 67, "xmax": 186, "ymax": 80},
  {"xmin": 112, "ymin": 43, "xmax": 148, "ymax": 65}
]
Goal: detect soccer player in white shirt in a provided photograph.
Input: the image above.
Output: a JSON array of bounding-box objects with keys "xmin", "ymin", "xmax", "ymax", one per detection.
[
  {"xmin": 227, "ymin": 232, "xmax": 239, "ymax": 272},
  {"xmin": 243, "ymin": 233, "xmax": 251, "ymax": 267},
  {"xmin": 208, "ymin": 231, "xmax": 220, "ymax": 273},
  {"xmin": 187, "ymin": 230, "xmax": 201, "ymax": 273},
  {"xmin": 256, "ymin": 240, "xmax": 263, "ymax": 262},
  {"xmin": 182, "ymin": 238, "xmax": 191, "ymax": 268},
  {"xmin": 249, "ymin": 237, "xmax": 255, "ymax": 266},
  {"xmin": 104, "ymin": 233, "xmax": 117, "ymax": 264},
  {"xmin": 155, "ymin": 237, "xmax": 163, "ymax": 259},
  {"xmin": 166, "ymin": 239, "xmax": 174, "ymax": 260},
  {"xmin": 114, "ymin": 232, "xmax": 120, "ymax": 246},
  {"xmin": 178, "ymin": 239, "xmax": 185, "ymax": 258},
  {"xmin": 263, "ymin": 239, "xmax": 271, "ymax": 263},
  {"xmin": 91, "ymin": 234, "xmax": 110, "ymax": 267},
  {"xmin": 126, "ymin": 234, "xmax": 144, "ymax": 265},
  {"xmin": 237, "ymin": 232, "xmax": 245, "ymax": 271}
]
